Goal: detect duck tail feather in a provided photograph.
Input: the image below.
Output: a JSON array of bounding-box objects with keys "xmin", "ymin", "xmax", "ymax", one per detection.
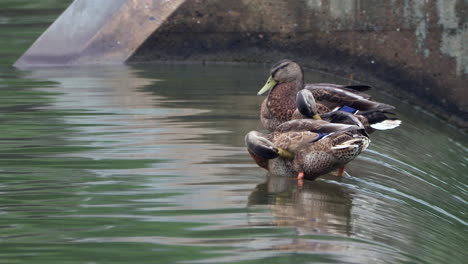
[
  {"xmin": 331, "ymin": 144, "xmax": 359, "ymax": 150},
  {"xmin": 359, "ymin": 108, "xmax": 399, "ymax": 125},
  {"xmin": 331, "ymin": 138, "xmax": 362, "ymax": 150},
  {"xmin": 332, "ymin": 137, "xmax": 371, "ymax": 151},
  {"xmin": 358, "ymin": 104, "xmax": 396, "ymax": 114},
  {"xmin": 343, "ymin": 85, "xmax": 372, "ymax": 92},
  {"xmin": 370, "ymin": 119, "xmax": 402, "ymax": 130}
]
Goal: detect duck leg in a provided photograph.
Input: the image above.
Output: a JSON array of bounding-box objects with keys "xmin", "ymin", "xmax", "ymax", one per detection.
[
  {"xmin": 336, "ymin": 167, "xmax": 345, "ymax": 177},
  {"xmin": 297, "ymin": 171, "xmax": 305, "ymax": 188},
  {"xmin": 297, "ymin": 171, "xmax": 305, "ymax": 180}
]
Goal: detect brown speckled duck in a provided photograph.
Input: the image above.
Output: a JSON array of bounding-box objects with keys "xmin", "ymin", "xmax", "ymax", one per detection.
[
  {"xmin": 258, "ymin": 59, "xmax": 400, "ymax": 132},
  {"xmin": 245, "ymin": 119, "xmax": 370, "ymax": 181}
]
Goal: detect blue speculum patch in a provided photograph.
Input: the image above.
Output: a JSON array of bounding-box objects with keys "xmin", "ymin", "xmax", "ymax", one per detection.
[{"xmin": 338, "ymin": 105, "xmax": 357, "ymax": 114}]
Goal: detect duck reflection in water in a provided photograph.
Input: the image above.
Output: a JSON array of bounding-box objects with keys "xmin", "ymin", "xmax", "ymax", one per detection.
[{"xmin": 247, "ymin": 174, "xmax": 353, "ymax": 252}]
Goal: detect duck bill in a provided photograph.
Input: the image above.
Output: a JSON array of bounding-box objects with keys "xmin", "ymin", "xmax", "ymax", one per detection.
[
  {"xmin": 277, "ymin": 148, "xmax": 294, "ymax": 159},
  {"xmin": 257, "ymin": 76, "xmax": 277, "ymax": 95},
  {"xmin": 312, "ymin": 114, "xmax": 322, "ymax": 120}
]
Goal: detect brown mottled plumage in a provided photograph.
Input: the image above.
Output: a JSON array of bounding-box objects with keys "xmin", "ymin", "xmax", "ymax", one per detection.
[
  {"xmin": 261, "ymin": 83, "xmax": 300, "ymax": 130},
  {"xmin": 266, "ymin": 83, "xmax": 298, "ymax": 121},
  {"xmin": 258, "ymin": 60, "xmax": 396, "ymax": 131},
  {"xmin": 245, "ymin": 119, "xmax": 370, "ymax": 180},
  {"xmin": 293, "ymin": 133, "xmax": 368, "ymax": 180}
]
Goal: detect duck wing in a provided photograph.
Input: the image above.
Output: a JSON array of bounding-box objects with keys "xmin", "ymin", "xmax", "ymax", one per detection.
[
  {"xmin": 343, "ymin": 84, "xmax": 372, "ymax": 92},
  {"xmin": 307, "ymin": 83, "xmax": 373, "ymax": 99},
  {"xmin": 275, "ymin": 119, "xmax": 363, "ymax": 135},
  {"xmin": 306, "ymin": 83, "xmax": 394, "ymax": 111},
  {"xmin": 273, "ymin": 131, "xmax": 322, "ymax": 153},
  {"xmin": 321, "ymin": 111, "xmax": 369, "ymax": 137}
]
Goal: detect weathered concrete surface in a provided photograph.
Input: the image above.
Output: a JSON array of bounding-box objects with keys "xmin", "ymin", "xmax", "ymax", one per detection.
[
  {"xmin": 14, "ymin": 0, "xmax": 185, "ymax": 66},
  {"xmin": 14, "ymin": 0, "xmax": 467, "ymax": 128},
  {"xmin": 129, "ymin": 0, "xmax": 467, "ymax": 129}
]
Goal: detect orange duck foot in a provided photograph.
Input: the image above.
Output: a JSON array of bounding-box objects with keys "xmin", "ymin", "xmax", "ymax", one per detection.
[{"xmin": 336, "ymin": 167, "xmax": 345, "ymax": 177}]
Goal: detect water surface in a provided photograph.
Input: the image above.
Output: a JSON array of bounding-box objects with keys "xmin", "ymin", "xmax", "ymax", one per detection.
[{"xmin": 0, "ymin": 2, "xmax": 467, "ymax": 264}]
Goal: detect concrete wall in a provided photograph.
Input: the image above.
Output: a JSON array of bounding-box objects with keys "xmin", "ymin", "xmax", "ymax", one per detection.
[
  {"xmin": 15, "ymin": 0, "xmax": 467, "ymax": 128},
  {"xmin": 130, "ymin": 0, "xmax": 467, "ymax": 128}
]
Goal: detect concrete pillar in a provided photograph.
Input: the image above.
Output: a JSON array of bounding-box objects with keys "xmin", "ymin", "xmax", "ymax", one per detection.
[{"xmin": 14, "ymin": 0, "xmax": 185, "ymax": 67}]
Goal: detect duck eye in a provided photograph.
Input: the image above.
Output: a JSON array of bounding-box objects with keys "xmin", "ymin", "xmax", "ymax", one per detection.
[{"xmin": 271, "ymin": 63, "xmax": 290, "ymax": 77}]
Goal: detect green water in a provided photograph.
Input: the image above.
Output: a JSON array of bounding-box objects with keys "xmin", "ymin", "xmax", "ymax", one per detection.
[{"xmin": 0, "ymin": 2, "xmax": 467, "ymax": 264}]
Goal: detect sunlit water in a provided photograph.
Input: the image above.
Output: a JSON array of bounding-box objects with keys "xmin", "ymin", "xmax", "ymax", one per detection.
[{"xmin": 0, "ymin": 2, "xmax": 467, "ymax": 264}]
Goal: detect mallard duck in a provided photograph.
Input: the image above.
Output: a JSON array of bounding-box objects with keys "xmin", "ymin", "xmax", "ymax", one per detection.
[
  {"xmin": 258, "ymin": 59, "xmax": 400, "ymax": 131},
  {"xmin": 245, "ymin": 119, "xmax": 370, "ymax": 181},
  {"xmin": 295, "ymin": 89, "xmax": 401, "ymax": 133}
]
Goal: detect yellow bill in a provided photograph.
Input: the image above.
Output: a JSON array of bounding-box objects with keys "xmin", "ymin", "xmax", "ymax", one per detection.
[
  {"xmin": 257, "ymin": 76, "xmax": 277, "ymax": 95},
  {"xmin": 312, "ymin": 114, "xmax": 322, "ymax": 120},
  {"xmin": 277, "ymin": 148, "xmax": 294, "ymax": 159}
]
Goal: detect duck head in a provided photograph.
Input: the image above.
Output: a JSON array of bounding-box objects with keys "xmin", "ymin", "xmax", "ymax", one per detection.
[
  {"xmin": 245, "ymin": 131, "xmax": 294, "ymax": 160},
  {"xmin": 257, "ymin": 59, "xmax": 304, "ymax": 95},
  {"xmin": 296, "ymin": 89, "xmax": 321, "ymax": 120}
]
